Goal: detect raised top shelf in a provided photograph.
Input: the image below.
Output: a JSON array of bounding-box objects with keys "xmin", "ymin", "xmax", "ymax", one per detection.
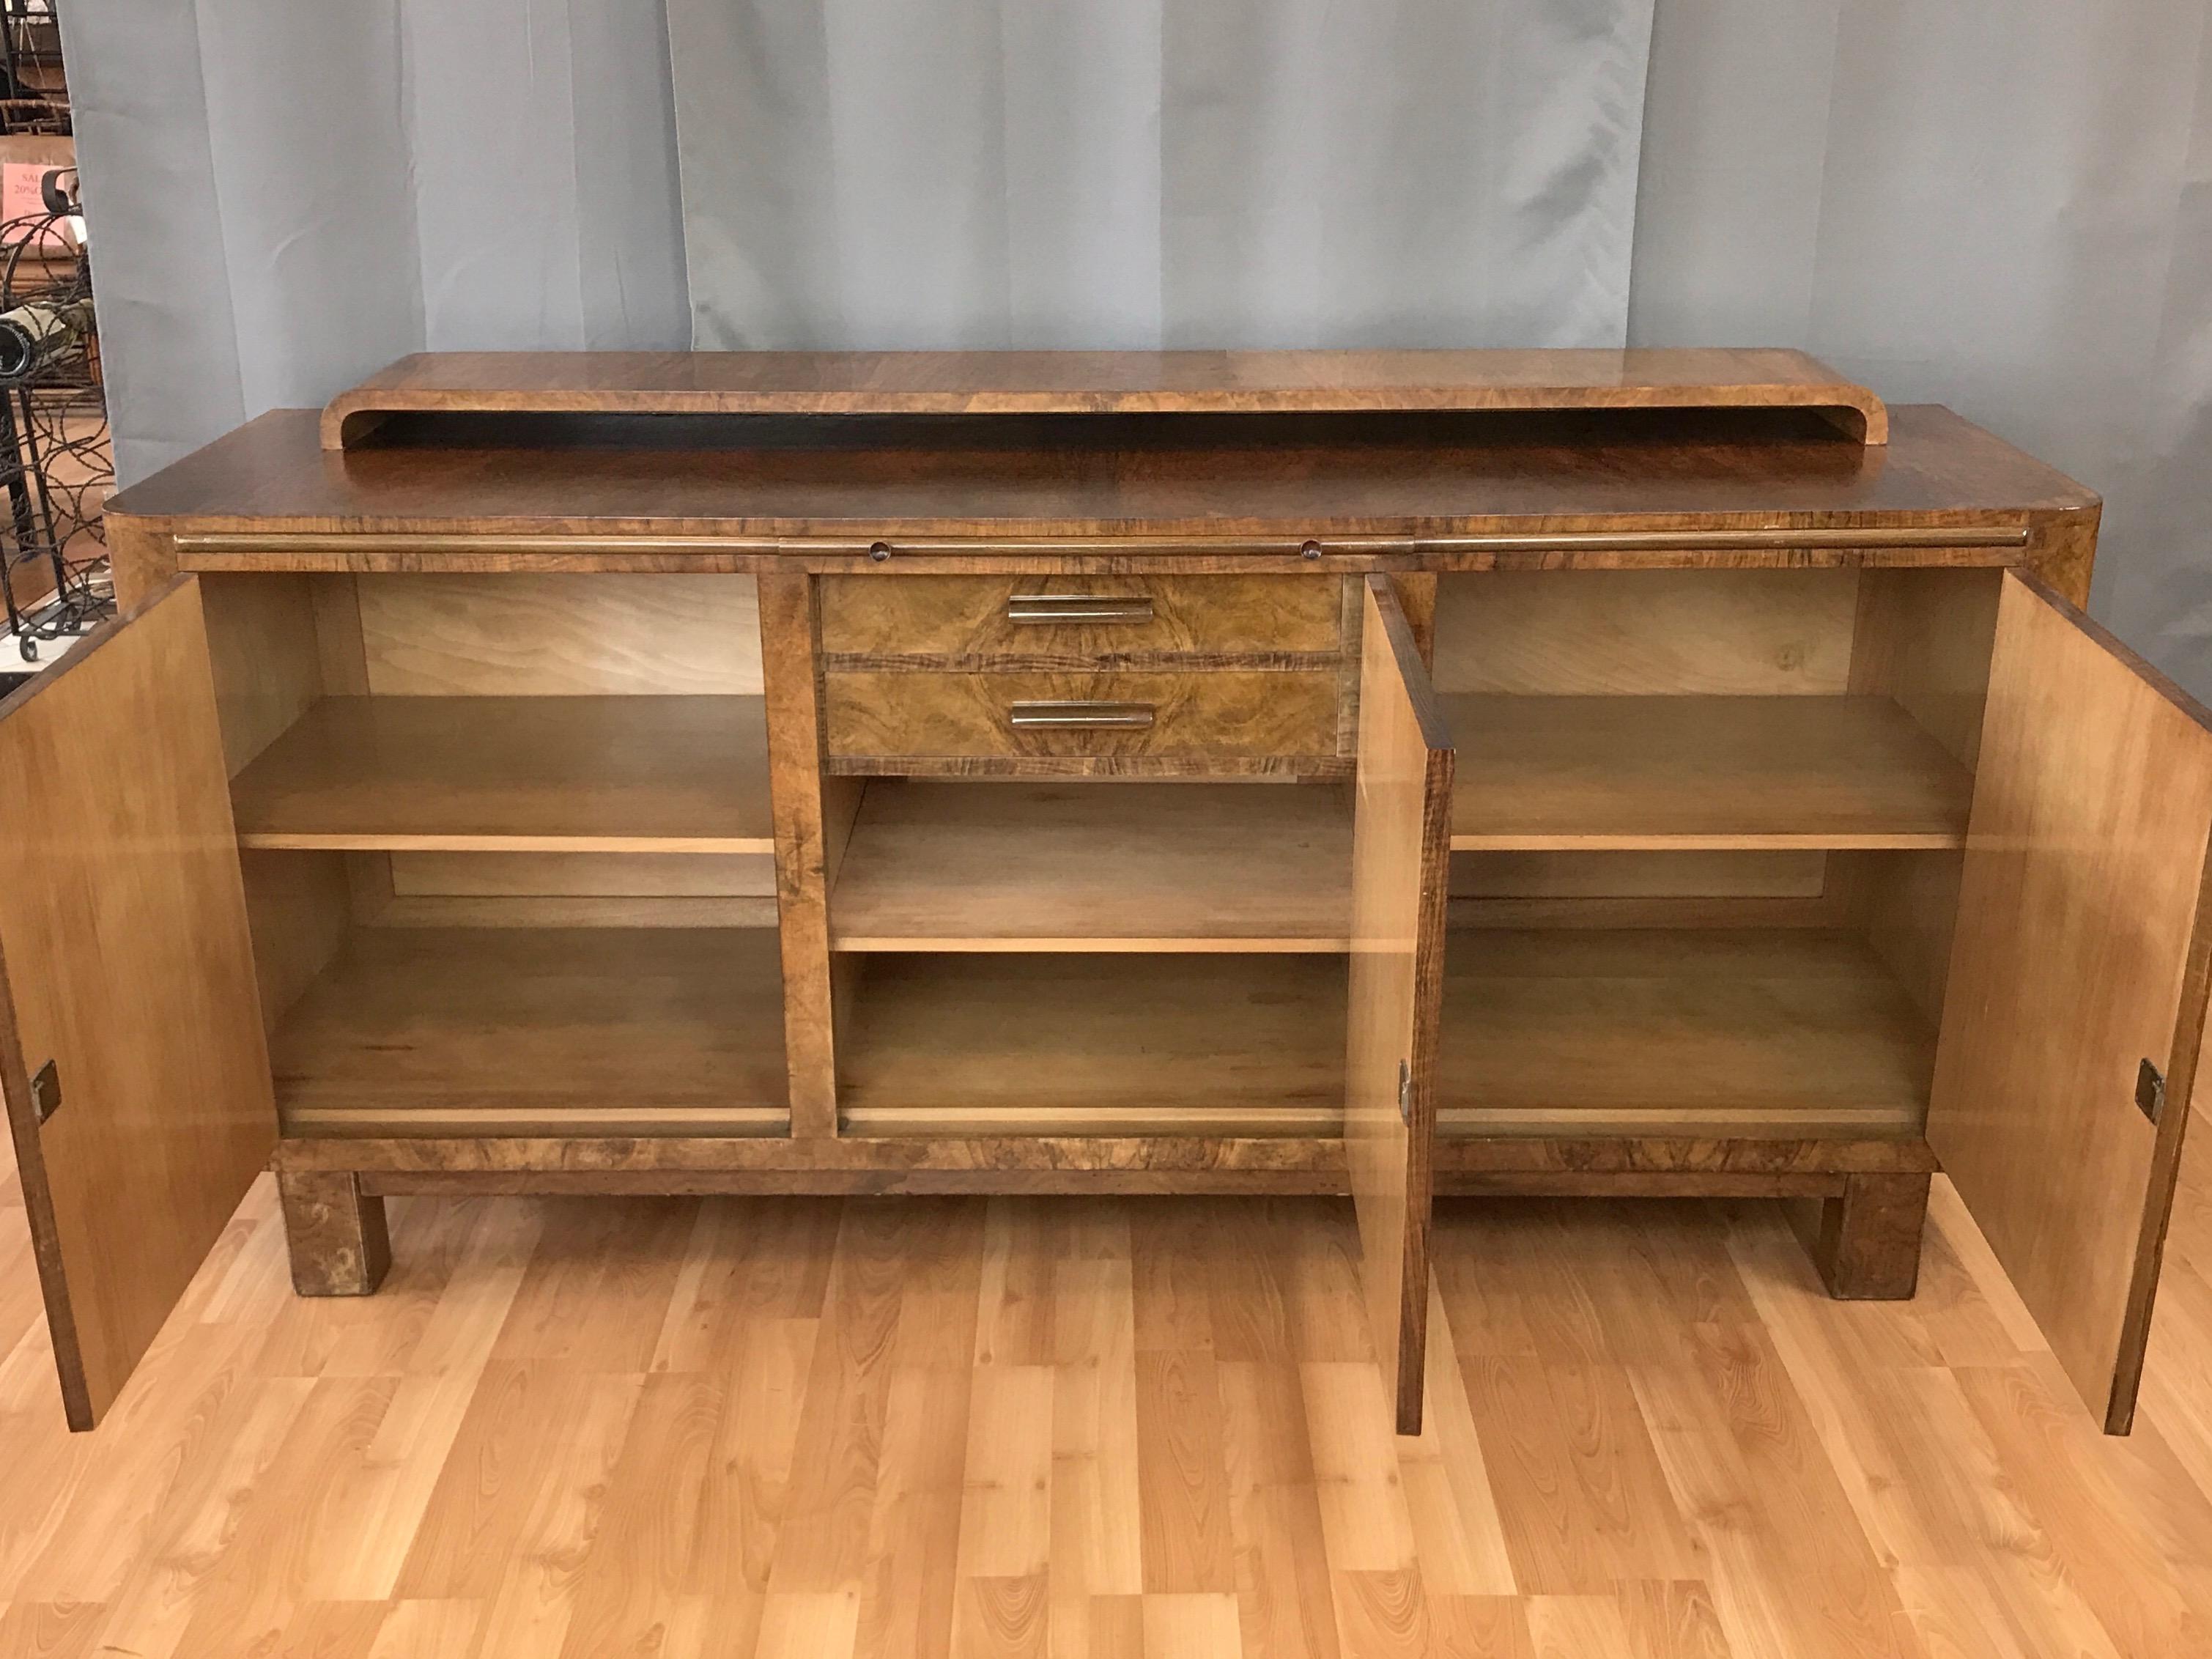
[{"xmin": 322, "ymin": 347, "xmax": 1889, "ymax": 450}]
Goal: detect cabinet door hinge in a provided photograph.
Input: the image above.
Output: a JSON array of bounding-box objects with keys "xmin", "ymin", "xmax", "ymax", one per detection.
[
  {"xmin": 2137, "ymin": 1058, "xmax": 2166, "ymax": 1128},
  {"xmin": 28, "ymin": 1059, "xmax": 59, "ymax": 1125},
  {"xmin": 1397, "ymin": 1058, "xmax": 1413, "ymax": 1126}
]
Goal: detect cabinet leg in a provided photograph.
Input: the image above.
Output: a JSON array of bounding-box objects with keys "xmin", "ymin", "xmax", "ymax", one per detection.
[
  {"xmin": 1799, "ymin": 1172, "xmax": 1931, "ymax": 1299},
  {"xmin": 277, "ymin": 1171, "xmax": 392, "ymax": 1297}
]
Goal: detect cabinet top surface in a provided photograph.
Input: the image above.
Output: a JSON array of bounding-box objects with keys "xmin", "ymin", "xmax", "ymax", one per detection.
[{"xmin": 111, "ymin": 393, "xmax": 2094, "ymax": 540}]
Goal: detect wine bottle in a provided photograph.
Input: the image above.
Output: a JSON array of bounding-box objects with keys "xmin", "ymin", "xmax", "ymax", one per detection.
[{"xmin": 0, "ymin": 299, "xmax": 91, "ymax": 382}]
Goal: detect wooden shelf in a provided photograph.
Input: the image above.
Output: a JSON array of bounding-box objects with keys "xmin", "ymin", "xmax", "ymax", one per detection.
[
  {"xmin": 272, "ymin": 926, "xmax": 788, "ymax": 1136},
  {"xmin": 1438, "ymin": 928, "xmax": 1934, "ymax": 1139},
  {"xmin": 231, "ymin": 695, "xmax": 774, "ymax": 853},
  {"xmin": 1444, "ymin": 694, "xmax": 1972, "ymax": 850},
  {"xmin": 829, "ymin": 782, "xmax": 1353, "ymax": 951},
  {"xmin": 837, "ymin": 953, "xmax": 1346, "ymax": 1134}
]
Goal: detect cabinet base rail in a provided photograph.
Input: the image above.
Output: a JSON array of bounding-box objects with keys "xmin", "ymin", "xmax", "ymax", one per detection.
[{"xmin": 270, "ymin": 1137, "xmax": 1938, "ymax": 1308}]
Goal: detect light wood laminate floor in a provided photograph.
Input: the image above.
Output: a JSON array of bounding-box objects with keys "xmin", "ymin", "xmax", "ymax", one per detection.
[{"xmin": 2, "ymin": 1125, "xmax": 2211, "ymax": 1658}]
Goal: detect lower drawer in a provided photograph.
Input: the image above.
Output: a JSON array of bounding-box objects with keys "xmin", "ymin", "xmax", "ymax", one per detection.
[{"xmin": 822, "ymin": 670, "xmax": 1339, "ymax": 764}]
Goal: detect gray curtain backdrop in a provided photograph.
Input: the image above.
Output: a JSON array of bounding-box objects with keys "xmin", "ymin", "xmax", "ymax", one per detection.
[
  {"xmin": 59, "ymin": 0, "xmax": 2212, "ymax": 695},
  {"xmin": 667, "ymin": 0, "xmax": 1657, "ymax": 352},
  {"xmin": 62, "ymin": 0, "xmax": 689, "ymax": 480}
]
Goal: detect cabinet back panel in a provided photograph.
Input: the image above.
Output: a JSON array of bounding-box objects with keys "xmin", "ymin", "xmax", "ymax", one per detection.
[
  {"xmin": 1451, "ymin": 849, "xmax": 1827, "ymax": 901},
  {"xmin": 390, "ymin": 850, "xmax": 777, "ymax": 898},
  {"xmin": 1432, "ymin": 569, "xmax": 1860, "ymax": 695},
  {"xmin": 351, "ymin": 573, "xmax": 761, "ymax": 695}
]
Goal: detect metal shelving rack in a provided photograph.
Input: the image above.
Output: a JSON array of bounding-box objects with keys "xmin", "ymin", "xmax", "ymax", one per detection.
[
  {"xmin": 0, "ymin": 0, "xmax": 106, "ymax": 668},
  {"xmin": 0, "ymin": 0, "xmax": 66, "ymax": 136},
  {"xmin": 0, "ymin": 182, "xmax": 106, "ymax": 659}
]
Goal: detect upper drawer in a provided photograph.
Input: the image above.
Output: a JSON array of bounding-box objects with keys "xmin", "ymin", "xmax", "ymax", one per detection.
[{"xmin": 818, "ymin": 574, "xmax": 1342, "ymax": 663}]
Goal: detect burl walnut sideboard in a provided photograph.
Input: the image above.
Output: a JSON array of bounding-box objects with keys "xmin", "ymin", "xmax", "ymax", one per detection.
[{"xmin": 2, "ymin": 349, "xmax": 2200, "ymax": 1441}]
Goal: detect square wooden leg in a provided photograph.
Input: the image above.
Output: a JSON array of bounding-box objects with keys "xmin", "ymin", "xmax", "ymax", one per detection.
[
  {"xmin": 277, "ymin": 1170, "xmax": 392, "ymax": 1297},
  {"xmin": 1799, "ymin": 1172, "xmax": 1931, "ymax": 1299}
]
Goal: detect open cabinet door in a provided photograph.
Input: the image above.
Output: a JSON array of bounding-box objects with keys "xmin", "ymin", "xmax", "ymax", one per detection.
[
  {"xmin": 1930, "ymin": 569, "xmax": 2212, "ymax": 1433},
  {"xmin": 1347, "ymin": 575, "xmax": 1454, "ymax": 1435},
  {"xmin": 0, "ymin": 578, "xmax": 275, "ymax": 1430}
]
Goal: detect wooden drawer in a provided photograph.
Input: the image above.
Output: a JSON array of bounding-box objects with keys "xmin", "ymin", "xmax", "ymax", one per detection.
[
  {"xmin": 822, "ymin": 670, "xmax": 1339, "ymax": 764},
  {"xmin": 818, "ymin": 574, "xmax": 1342, "ymax": 664}
]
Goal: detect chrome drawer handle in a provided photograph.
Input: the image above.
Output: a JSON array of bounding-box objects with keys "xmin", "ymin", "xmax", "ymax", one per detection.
[
  {"xmin": 1007, "ymin": 700, "xmax": 1156, "ymax": 730},
  {"xmin": 1006, "ymin": 594, "xmax": 1155, "ymax": 625}
]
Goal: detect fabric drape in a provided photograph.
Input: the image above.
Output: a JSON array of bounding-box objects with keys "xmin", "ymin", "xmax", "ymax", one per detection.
[{"xmin": 61, "ymin": 0, "xmax": 2212, "ymax": 692}]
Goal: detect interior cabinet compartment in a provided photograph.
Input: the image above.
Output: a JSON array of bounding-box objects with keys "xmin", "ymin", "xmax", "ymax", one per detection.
[
  {"xmin": 1432, "ymin": 566, "xmax": 1998, "ymax": 853},
  {"xmin": 828, "ymin": 779, "xmax": 1351, "ymax": 951},
  {"xmin": 1444, "ymin": 695, "xmax": 1970, "ymax": 849},
  {"xmin": 1429, "ymin": 565, "xmax": 2003, "ymax": 1144},
  {"xmin": 229, "ymin": 695, "xmax": 772, "ymax": 852},
  {"xmin": 835, "ymin": 952, "xmax": 1347, "ymax": 1135},
  {"xmin": 243, "ymin": 843, "xmax": 791, "ymax": 1139},
  {"xmin": 205, "ymin": 571, "xmax": 789, "ymax": 1141},
  {"xmin": 269, "ymin": 923, "xmax": 788, "ymax": 1137},
  {"xmin": 204, "ymin": 571, "xmax": 769, "ymax": 854},
  {"xmin": 1436, "ymin": 923, "xmax": 1936, "ymax": 1139}
]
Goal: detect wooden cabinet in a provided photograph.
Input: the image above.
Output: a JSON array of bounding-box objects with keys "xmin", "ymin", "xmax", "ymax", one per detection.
[{"xmin": 3, "ymin": 350, "xmax": 2198, "ymax": 1443}]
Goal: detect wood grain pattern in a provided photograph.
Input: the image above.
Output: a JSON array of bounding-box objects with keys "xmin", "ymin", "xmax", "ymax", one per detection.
[
  {"xmin": 386, "ymin": 850, "xmax": 777, "ymax": 898},
  {"xmin": 835, "ymin": 954, "xmax": 1345, "ymax": 1136},
  {"xmin": 1929, "ymin": 570, "xmax": 2212, "ymax": 1431},
  {"xmin": 308, "ymin": 571, "xmax": 373, "ymax": 693},
  {"xmin": 229, "ymin": 695, "xmax": 774, "ymax": 853},
  {"xmin": 1835, "ymin": 567, "xmax": 2004, "ymax": 1033},
  {"xmin": 274, "ymin": 1170, "xmax": 391, "ymax": 1296},
  {"xmin": 1452, "ymin": 849, "xmax": 1828, "ymax": 901},
  {"xmin": 2024, "ymin": 503, "xmax": 2102, "ymax": 607},
  {"xmin": 817, "ymin": 573, "xmax": 1340, "ymax": 665},
  {"xmin": 0, "ymin": 579, "xmax": 276, "ymax": 1430},
  {"xmin": 238, "ymin": 848, "xmax": 352, "ymax": 1035},
  {"xmin": 352, "ymin": 572, "xmax": 761, "ymax": 695},
  {"xmin": 12, "ymin": 1122, "xmax": 2210, "ymax": 1655},
  {"xmin": 111, "ymin": 404, "xmax": 2087, "ymax": 550},
  {"xmin": 1445, "ymin": 695, "xmax": 1972, "ymax": 850},
  {"xmin": 757, "ymin": 574, "xmax": 848, "ymax": 1142},
  {"xmin": 167, "ymin": 531, "xmax": 2035, "ymax": 580},
  {"xmin": 1845, "ymin": 567, "xmax": 2001, "ymax": 770},
  {"xmin": 829, "ymin": 782, "xmax": 1352, "ymax": 951},
  {"xmin": 1432, "ymin": 569, "xmax": 1861, "ymax": 695},
  {"xmin": 1347, "ymin": 577, "xmax": 1454, "ymax": 1434},
  {"xmin": 1799, "ymin": 1171, "xmax": 1932, "ymax": 1300},
  {"xmin": 1438, "ymin": 928, "xmax": 1935, "ymax": 1141},
  {"xmin": 196, "ymin": 572, "xmax": 325, "ymax": 775},
  {"xmin": 319, "ymin": 347, "xmax": 1890, "ymax": 444},
  {"xmin": 259, "ymin": 1130, "xmax": 1935, "ymax": 1193},
  {"xmin": 821, "ymin": 670, "xmax": 1338, "ymax": 764},
  {"xmin": 269, "ymin": 927, "xmax": 788, "ymax": 1138}
]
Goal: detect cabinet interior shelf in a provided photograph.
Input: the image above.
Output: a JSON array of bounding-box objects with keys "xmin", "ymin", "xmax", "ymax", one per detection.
[
  {"xmin": 1443, "ymin": 694, "xmax": 1973, "ymax": 851},
  {"xmin": 270, "ymin": 925, "xmax": 789, "ymax": 1137},
  {"xmin": 231, "ymin": 695, "xmax": 774, "ymax": 853},
  {"xmin": 837, "ymin": 951, "xmax": 1347, "ymax": 1136},
  {"xmin": 826, "ymin": 697, "xmax": 1971, "ymax": 956},
  {"xmin": 1438, "ymin": 927, "xmax": 1934, "ymax": 1139},
  {"xmin": 832, "ymin": 930, "xmax": 1932, "ymax": 1142},
  {"xmin": 829, "ymin": 780, "xmax": 1353, "ymax": 952}
]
